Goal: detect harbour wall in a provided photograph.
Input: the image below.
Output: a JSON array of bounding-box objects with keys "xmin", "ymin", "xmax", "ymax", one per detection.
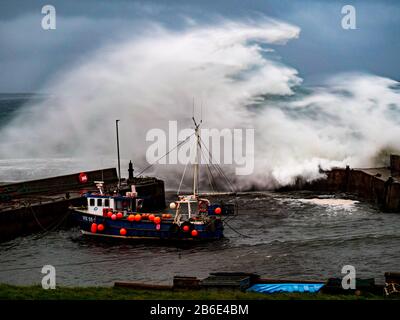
[{"xmin": 297, "ymin": 155, "xmax": 400, "ymax": 212}]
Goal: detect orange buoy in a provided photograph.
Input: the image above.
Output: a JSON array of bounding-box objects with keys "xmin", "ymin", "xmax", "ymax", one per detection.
[
  {"xmin": 90, "ymin": 223, "xmax": 97, "ymax": 233},
  {"xmin": 128, "ymin": 214, "xmax": 135, "ymax": 222},
  {"xmin": 134, "ymin": 214, "xmax": 142, "ymax": 222},
  {"xmin": 214, "ymin": 207, "xmax": 222, "ymax": 214},
  {"xmin": 183, "ymin": 225, "xmax": 190, "ymax": 232},
  {"xmin": 120, "ymin": 228, "xmax": 127, "ymax": 236},
  {"xmin": 97, "ymin": 224, "xmax": 104, "ymax": 232},
  {"xmin": 154, "ymin": 216, "xmax": 161, "ymax": 224},
  {"xmin": 191, "ymin": 229, "xmax": 198, "ymax": 237},
  {"xmin": 111, "ymin": 214, "xmax": 117, "ymax": 220},
  {"xmin": 117, "ymin": 212, "xmax": 123, "ymax": 219},
  {"xmin": 107, "ymin": 211, "xmax": 113, "ymax": 218},
  {"xmin": 149, "ymin": 214, "xmax": 155, "ymax": 221}
]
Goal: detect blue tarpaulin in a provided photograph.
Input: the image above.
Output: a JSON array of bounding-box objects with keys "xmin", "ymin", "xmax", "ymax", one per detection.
[{"xmin": 247, "ymin": 283, "xmax": 324, "ymax": 294}]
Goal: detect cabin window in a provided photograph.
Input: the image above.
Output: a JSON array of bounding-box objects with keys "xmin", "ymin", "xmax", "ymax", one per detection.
[
  {"xmin": 89, "ymin": 198, "xmax": 95, "ymax": 206},
  {"xmin": 97, "ymin": 199, "xmax": 102, "ymax": 207},
  {"xmin": 115, "ymin": 200, "xmax": 123, "ymax": 210},
  {"xmin": 104, "ymin": 199, "xmax": 110, "ymax": 207},
  {"xmin": 115, "ymin": 200, "xmax": 130, "ymax": 210}
]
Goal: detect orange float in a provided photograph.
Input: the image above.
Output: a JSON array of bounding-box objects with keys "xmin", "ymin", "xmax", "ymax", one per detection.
[
  {"xmin": 191, "ymin": 229, "xmax": 198, "ymax": 237},
  {"xmin": 154, "ymin": 216, "xmax": 161, "ymax": 224},
  {"xmin": 182, "ymin": 225, "xmax": 190, "ymax": 232},
  {"xmin": 120, "ymin": 228, "xmax": 127, "ymax": 236},
  {"xmin": 90, "ymin": 223, "xmax": 97, "ymax": 233},
  {"xmin": 149, "ymin": 214, "xmax": 155, "ymax": 221},
  {"xmin": 214, "ymin": 207, "xmax": 222, "ymax": 214},
  {"xmin": 111, "ymin": 214, "xmax": 117, "ymax": 220},
  {"xmin": 128, "ymin": 214, "xmax": 135, "ymax": 222},
  {"xmin": 97, "ymin": 224, "xmax": 104, "ymax": 232},
  {"xmin": 117, "ymin": 212, "xmax": 123, "ymax": 219},
  {"xmin": 134, "ymin": 214, "xmax": 142, "ymax": 222}
]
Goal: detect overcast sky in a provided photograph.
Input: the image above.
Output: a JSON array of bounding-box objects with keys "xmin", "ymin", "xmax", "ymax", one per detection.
[{"xmin": 0, "ymin": 0, "xmax": 399, "ymax": 92}]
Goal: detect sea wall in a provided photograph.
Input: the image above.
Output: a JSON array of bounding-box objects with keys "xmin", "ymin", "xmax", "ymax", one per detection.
[
  {"xmin": 303, "ymin": 166, "xmax": 400, "ymax": 212},
  {"xmin": 0, "ymin": 197, "xmax": 82, "ymax": 242},
  {"xmin": 0, "ymin": 168, "xmax": 118, "ymax": 199}
]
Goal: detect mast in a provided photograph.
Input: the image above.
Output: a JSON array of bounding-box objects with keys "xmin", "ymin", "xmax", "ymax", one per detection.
[
  {"xmin": 116, "ymin": 119, "xmax": 121, "ymax": 189},
  {"xmin": 192, "ymin": 117, "xmax": 202, "ymax": 197}
]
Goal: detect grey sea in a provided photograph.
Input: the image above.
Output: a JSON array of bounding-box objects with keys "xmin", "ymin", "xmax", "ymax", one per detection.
[{"xmin": 0, "ymin": 191, "xmax": 399, "ymax": 286}]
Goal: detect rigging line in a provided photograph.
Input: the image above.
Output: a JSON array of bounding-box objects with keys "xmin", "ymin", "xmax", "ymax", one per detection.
[
  {"xmin": 198, "ymin": 139, "xmax": 222, "ymax": 185},
  {"xmin": 198, "ymin": 136, "xmax": 236, "ymax": 192},
  {"xmin": 135, "ymin": 132, "xmax": 195, "ymax": 177},
  {"xmin": 198, "ymin": 137, "xmax": 240, "ymax": 216},
  {"xmin": 177, "ymin": 159, "xmax": 190, "ymax": 195},
  {"xmin": 199, "ymin": 146, "xmax": 217, "ymax": 193},
  {"xmin": 201, "ymin": 149, "xmax": 216, "ymax": 193}
]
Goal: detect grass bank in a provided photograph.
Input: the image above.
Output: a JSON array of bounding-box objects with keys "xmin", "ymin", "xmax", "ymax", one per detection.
[{"xmin": 0, "ymin": 284, "xmax": 388, "ymax": 300}]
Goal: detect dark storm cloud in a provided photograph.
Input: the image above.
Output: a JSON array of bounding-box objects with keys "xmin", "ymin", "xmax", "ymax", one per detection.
[{"xmin": 0, "ymin": 0, "xmax": 399, "ymax": 92}]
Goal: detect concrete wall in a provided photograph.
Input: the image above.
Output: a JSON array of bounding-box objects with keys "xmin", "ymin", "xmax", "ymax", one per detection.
[
  {"xmin": 390, "ymin": 155, "xmax": 400, "ymax": 175},
  {"xmin": 303, "ymin": 167, "xmax": 400, "ymax": 212},
  {"xmin": 0, "ymin": 168, "xmax": 118, "ymax": 198},
  {"xmin": 0, "ymin": 197, "xmax": 83, "ymax": 242}
]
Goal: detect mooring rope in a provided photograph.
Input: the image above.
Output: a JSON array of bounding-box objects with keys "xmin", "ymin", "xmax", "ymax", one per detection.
[
  {"xmin": 135, "ymin": 132, "xmax": 195, "ymax": 177},
  {"xmin": 26, "ymin": 202, "xmax": 49, "ymax": 232},
  {"xmin": 223, "ymin": 219, "xmax": 252, "ymax": 238},
  {"xmin": 25, "ymin": 200, "xmax": 72, "ymax": 239}
]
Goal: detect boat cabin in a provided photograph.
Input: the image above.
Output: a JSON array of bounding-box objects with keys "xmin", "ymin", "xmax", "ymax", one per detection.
[
  {"xmin": 173, "ymin": 195, "xmax": 210, "ymax": 220},
  {"xmin": 86, "ymin": 194, "xmax": 143, "ymax": 216}
]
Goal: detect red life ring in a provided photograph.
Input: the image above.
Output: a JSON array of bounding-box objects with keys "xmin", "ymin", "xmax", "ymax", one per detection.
[{"xmin": 78, "ymin": 172, "xmax": 88, "ymax": 183}]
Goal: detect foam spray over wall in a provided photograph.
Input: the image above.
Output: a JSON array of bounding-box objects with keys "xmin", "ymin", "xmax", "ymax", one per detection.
[{"xmin": 0, "ymin": 18, "xmax": 400, "ymax": 189}]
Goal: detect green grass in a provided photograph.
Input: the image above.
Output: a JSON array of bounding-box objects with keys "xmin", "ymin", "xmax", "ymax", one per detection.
[{"xmin": 0, "ymin": 284, "xmax": 389, "ymax": 300}]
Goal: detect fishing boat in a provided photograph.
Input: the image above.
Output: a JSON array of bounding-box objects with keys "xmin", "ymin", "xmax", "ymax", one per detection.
[{"xmin": 71, "ymin": 118, "xmax": 235, "ymax": 241}]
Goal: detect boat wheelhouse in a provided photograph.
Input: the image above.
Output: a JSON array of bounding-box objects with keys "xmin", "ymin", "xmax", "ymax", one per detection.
[{"xmin": 84, "ymin": 183, "xmax": 143, "ymax": 216}]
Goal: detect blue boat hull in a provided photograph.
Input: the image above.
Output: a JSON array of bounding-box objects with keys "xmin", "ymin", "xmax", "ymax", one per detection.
[{"xmin": 72, "ymin": 211, "xmax": 224, "ymax": 241}]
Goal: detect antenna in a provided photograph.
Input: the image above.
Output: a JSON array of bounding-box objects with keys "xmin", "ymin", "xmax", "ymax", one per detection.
[
  {"xmin": 192, "ymin": 97, "xmax": 195, "ymax": 120},
  {"xmin": 115, "ymin": 119, "xmax": 121, "ymax": 190},
  {"xmin": 201, "ymin": 100, "xmax": 203, "ymax": 123}
]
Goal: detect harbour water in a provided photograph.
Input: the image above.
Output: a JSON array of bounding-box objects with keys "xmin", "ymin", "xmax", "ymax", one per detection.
[{"xmin": 0, "ymin": 191, "xmax": 399, "ymax": 286}]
